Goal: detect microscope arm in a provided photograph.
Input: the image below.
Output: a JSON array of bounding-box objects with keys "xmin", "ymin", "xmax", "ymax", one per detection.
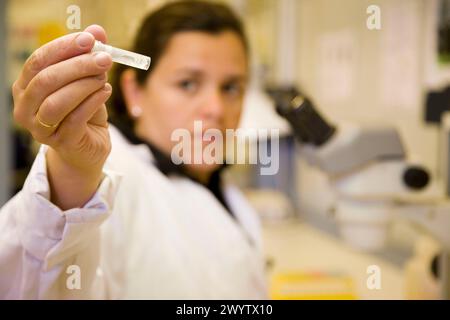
[{"xmin": 268, "ymin": 88, "xmax": 430, "ymax": 189}]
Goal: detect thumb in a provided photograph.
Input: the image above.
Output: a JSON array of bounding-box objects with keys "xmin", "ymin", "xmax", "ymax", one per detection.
[{"xmin": 84, "ymin": 24, "xmax": 108, "ymax": 44}]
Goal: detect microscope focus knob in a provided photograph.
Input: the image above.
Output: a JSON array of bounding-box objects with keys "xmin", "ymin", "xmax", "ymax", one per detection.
[{"xmin": 403, "ymin": 166, "xmax": 430, "ymax": 190}]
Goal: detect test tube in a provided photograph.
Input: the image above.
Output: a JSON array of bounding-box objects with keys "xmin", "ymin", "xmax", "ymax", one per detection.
[{"xmin": 91, "ymin": 40, "xmax": 151, "ymax": 71}]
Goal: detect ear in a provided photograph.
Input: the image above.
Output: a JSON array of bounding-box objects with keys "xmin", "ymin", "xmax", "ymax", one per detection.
[{"xmin": 120, "ymin": 69, "xmax": 143, "ymax": 116}]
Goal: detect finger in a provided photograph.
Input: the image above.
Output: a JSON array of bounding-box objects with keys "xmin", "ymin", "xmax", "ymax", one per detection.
[
  {"xmin": 88, "ymin": 104, "xmax": 109, "ymax": 127},
  {"xmin": 53, "ymin": 84, "xmax": 112, "ymax": 143},
  {"xmin": 21, "ymin": 52, "xmax": 112, "ymax": 118},
  {"xmin": 16, "ymin": 32, "xmax": 96, "ymax": 90},
  {"xmin": 84, "ymin": 25, "xmax": 107, "ymax": 44},
  {"xmin": 33, "ymin": 73, "xmax": 107, "ymax": 130}
]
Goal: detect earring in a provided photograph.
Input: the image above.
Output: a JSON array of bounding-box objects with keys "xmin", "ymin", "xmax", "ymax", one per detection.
[{"xmin": 131, "ymin": 105, "xmax": 143, "ymax": 118}]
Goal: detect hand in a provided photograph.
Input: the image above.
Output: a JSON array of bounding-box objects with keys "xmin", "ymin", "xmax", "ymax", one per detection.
[{"xmin": 13, "ymin": 25, "xmax": 114, "ymax": 209}]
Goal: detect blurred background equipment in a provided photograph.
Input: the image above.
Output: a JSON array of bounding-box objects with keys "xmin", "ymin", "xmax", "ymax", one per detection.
[{"xmin": 268, "ymin": 86, "xmax": 450, "ymax": 298}]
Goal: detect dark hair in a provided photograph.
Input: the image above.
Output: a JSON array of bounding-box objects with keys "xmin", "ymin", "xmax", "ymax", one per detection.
[{"xmin": 109, "ymin": 0, "xmax": 249, "ymax": 140}]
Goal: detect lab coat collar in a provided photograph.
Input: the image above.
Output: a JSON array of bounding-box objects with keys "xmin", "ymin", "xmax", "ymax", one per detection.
[{"xmin": 108, "ymin": 122, "xmax": 233, "ymax": 215}]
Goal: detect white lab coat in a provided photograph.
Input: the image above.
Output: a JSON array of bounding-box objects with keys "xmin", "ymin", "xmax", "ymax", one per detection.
[{"xmin": 0, "ymin": 125, "xmax": 268, "ymax": 299}]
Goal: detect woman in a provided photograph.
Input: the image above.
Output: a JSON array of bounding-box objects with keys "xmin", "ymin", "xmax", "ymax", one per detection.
[{"xmin": 0, "ymin": 1, "xmax": 267, "ymax": 299}]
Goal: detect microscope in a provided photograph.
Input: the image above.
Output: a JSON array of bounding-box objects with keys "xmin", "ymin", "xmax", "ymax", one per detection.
[{"xmin": 268, "ymin": 86, "xmax": 450, "ymax": 299}]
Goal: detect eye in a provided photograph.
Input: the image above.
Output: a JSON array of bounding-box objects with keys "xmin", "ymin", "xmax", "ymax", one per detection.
[
  {"xmin": 178, "ymin": 79, "xmax": 198, "ymax": 92},
  {"xmin": 222, "ymin": 82, "xmax": 243, "ymax": 97}
]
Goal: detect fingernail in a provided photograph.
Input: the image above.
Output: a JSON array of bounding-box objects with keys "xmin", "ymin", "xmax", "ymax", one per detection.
[
  {"xmin": 76, "ymin": 32, "xmax": 93, "ymax": 48},
  {"xmin": 95, "ymin": 52, "xmax": 111, "ymax": 67},
  {"xmin": 103, "ymin": 83, "xmax": 112, "ymax": 92}
]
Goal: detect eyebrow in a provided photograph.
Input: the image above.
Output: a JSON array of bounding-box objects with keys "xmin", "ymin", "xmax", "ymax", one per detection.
[{"xmin": 173, "ymin": 68, "xmax": 248, "ymax": 82}]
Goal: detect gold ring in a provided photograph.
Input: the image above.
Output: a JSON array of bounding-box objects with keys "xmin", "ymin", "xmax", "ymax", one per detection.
[{"xmin": 36, "ymin": 113, "xmax": 58, "ymax": 129}]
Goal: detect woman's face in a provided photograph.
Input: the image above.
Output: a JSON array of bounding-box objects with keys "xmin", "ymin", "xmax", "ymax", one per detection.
[{"xmin": 127, "ymin": 31, "xmax": 248, "ymax": 180}]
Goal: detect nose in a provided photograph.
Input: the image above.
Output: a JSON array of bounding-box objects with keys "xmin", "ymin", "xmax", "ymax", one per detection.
[{"xmin": 199, "ymin": 88, "xmax": 225, "ymax": 123}]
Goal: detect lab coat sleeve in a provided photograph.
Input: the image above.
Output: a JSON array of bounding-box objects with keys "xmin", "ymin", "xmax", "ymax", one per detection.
[{"xmin": 0, "ymin": 145, "xmax": 122, "ymax": 299}]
